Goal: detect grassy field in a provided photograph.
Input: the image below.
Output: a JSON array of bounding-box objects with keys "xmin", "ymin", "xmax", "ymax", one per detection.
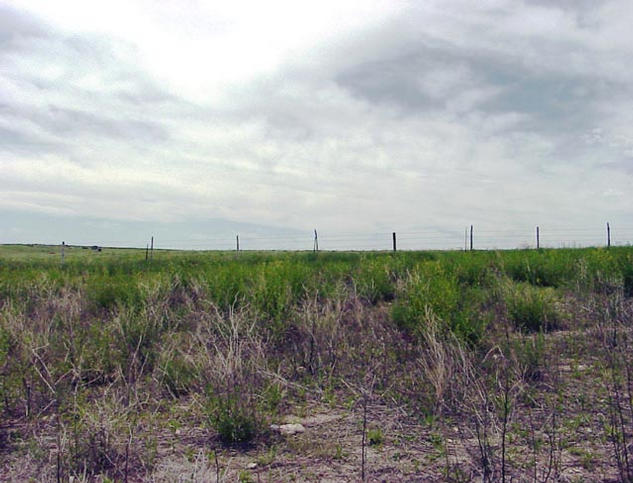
[{"xmin": 1, "ymin": 244, "xmax": 632, "ymax": 481}]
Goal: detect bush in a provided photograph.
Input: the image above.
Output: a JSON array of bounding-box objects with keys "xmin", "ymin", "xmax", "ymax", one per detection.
[
  {"xmin": 86, "ymin": 276, "xmax": 142, "ymax": 313},
  {"xmin": 116, "ymin": 309, "xmax": 164, "ymax": 377},
  {"xmin": 208, "ymin": 394, "xmax": 259, "ymax": 445},
  {"xmin": 0, "ymin": 324, "xmax": 15, "ymax": 413},
  {"xmin": 354, "ymin": 259, "xmax": 396, "ymax": 304},
  {"xmin": 450, "ymin": 254, "xmax": 499, "ymax": 288},
  {"xmin": 392, "ymin": 262, "xmax": 459, "ymax": 335},
  {"xmin": 198, "ymin": 307, "xmax": 265, "ymax": 446},
  {"xmin": 61, "ymin": 395, "xmax": 139, "ymax": 480},
  {"xmin": 623, "ymin": 264, "xmax": 633, "ymax": 298},
  {"xmin": 513, "ymin": 332, "xmax": 546, "ymax": 381},
  {"xmin": 159, "ymin": 352, "xmax": 197, "ymax": 398},
  {"xmin": 368, "ymin": 427, "xmax": 384, "ymax": 446},
  {"xmin": 504, "ymin": 282, "xmax": 561, "ymax": 332}
]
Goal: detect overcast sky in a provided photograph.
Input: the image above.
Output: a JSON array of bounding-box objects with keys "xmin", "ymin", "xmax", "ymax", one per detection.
[{"xmin": 1, "ymin": 0, "xmax": 632, "ymax": 249}]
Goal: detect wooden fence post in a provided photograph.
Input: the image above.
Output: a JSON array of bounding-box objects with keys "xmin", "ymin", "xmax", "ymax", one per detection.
[
  {"xmin": 470, "ymin": 225, "xmax": 473, "ymax": 251},
  {"xmin": 607, "ymin": 222, "xmax": 611, "ymax": 248},
  {"xmin": 314, "ymin": 229, "xmax": 319, "ymax": 252},
  {"xmin": 236, "ymin": 234, "xmax": 240, "ymax": 253},
  {"xmin": 536, "ymin": 226, "xmax": 540, "ymax": 249},
  {"xmin": 150, "ymin": 236, "xmax": 154, "ymax": 261},
  {"xmin": 392, "ymin": 232, "xmax": 397, "ymax": 252},
  {"xmin": 61, "ymin": 241, "xmax": 65, "ymax": 264}
]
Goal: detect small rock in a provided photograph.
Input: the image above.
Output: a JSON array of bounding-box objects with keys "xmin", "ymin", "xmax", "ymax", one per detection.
[
  {"xmin": 270, "ymin": 423, "xmax": 306, "ymax": 435},
  {"xmin": 247, "ymin": 462, "xmax": 257, "ymax": 469}
]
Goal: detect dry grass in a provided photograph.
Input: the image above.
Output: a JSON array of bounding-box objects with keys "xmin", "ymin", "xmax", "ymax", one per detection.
[{"xmin": 1, "ymin": 247, "xmax": 632, "ymax": 481}]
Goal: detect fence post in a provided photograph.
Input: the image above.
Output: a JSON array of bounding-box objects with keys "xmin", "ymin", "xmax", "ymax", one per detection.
[
  {"xmin": 392, "ymin": 232, "xmax": 397, "ymax": 252},
  {"xmin": 150, "ymin": 236, "xmax": 154, "ymax": 261},
  {"xmin": 536, "ymin": 226, "xmax": 540, "ymax": 249},
  {"xmin": 470, "ymin": 225, "xmax": 473, "ymax": 251},
  {"xmin": 607, "ymin": 222, "xmax": 611, "ymax": 248},
  {"xmin": 314, "ymin": 229, "xmax": 319, "ymax": 252},
  {"xmin": 236, "ymin": 234, "xmax": 240, "ymax": 253},
  {"xmin": 61, "ymin": 241, "xmax": 65, "ymax": 264}
]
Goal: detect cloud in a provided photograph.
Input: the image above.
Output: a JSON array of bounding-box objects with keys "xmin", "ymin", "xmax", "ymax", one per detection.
[{"xmin": 1, "ymin": 1, "xmax": 632, "ymax": 248}]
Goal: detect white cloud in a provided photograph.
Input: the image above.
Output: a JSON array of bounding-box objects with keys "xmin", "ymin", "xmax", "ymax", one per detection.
[{"xmin": 1, "ymin": 0, "xmax": 632, "ymax": 248}]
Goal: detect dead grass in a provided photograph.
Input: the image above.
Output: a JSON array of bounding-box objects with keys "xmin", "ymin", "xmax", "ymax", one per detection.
[{"xmin": 1, "ymin": 249, "xmax": 633, "ymax": 481}]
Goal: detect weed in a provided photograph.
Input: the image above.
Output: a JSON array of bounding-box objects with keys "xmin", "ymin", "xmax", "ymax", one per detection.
[
  {"xmin": 429, "ymin": 432, "xmax": 443, "ymax": 451},
  {"xmin": 208, "ymin": 394, "xmax": 259, "ymax": 445},
  {"xmin": 257, "ymin": 445, "xmax": 277, "ymax": 466},
  {"xmin": 368, "ymin": 427, "xmax": 384, "ymax": 446},
  {"xmin": 504, "ymin": 281, "xmax": 561, "ymax": 332},
  {"xmin": 514, "ymin": 332, "xmax": 546, "ymax": 382},
  {"xmin": 2, "ymin": 245, "xmax": 633, "ymax": 480},
  {"xmin": 334, "ymin": 443, "xmax": 345, "ymax": 460},
  {"xmin": 238, "ymin": 469, "xmax": 254, "ymax": 482}
]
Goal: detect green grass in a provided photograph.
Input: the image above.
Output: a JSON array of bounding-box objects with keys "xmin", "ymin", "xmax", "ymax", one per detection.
[
  {"xmin": 1, "ymin": 243, "xmax": 633, "ymax": 479},
  {"xmin": 2, "ymin": 244, "xmax": 631, "ymax": 336}
]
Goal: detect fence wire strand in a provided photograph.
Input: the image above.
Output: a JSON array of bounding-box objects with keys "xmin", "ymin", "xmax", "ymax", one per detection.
[{"xmin": 36, "ymin": 225, "xmax": 633, "ymax": 251}]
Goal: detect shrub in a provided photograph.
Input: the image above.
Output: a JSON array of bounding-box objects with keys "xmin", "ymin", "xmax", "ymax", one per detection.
[
  {"xmin": 159, "ymin": 352, "xmax": 197, "ymax": 398},
  {"xmin": 354, "ymin": 259, "xmax": 396, "ymax": 304},
  {"xmin": 450, "ymin": 254, "xmax": 499, "ymax": 288},
  {"xmin": 368, "ymin": 427, "xmax": 384, "ymax": 446},
  {"xmin": 86, "ymin": 276, "xmax": 142, "ymax": 313},
  {"xmin": 513, "ymin": 332, "xmax": 546, "ymax": 381},
  {"xmin": 392, "ymin": 262, "xmax": 459, "ymax": 335},
  {"xmin": 61, "ymin": 394, "xmax": 139, "ymax": 480},
  {"xmin": 504, "ymin": 282, "xmax": 561, "ymax": 332},
  {"xmin": 208, "ymin": 394, "xmax": 258, "ymax": 445},
  {"xmin": 623, "ymin": 264, "xmax": 633, "ymax": 298},
  {"xmin": 198, "ymin": 308, "xmax": 265, "ymax": 446},
  {"xmin": 116, "ymin": 309, "xmax": 164, "ymax": 378}
]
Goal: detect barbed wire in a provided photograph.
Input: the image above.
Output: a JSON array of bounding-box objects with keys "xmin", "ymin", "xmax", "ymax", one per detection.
[{"xmin": 6, "ymin": 225, "xmax": 632, "ymax": 251}]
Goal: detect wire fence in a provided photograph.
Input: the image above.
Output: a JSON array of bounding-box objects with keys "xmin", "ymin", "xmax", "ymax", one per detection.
[{"xmin": 49, "ymin": 223, "xmax": 633, "ymax": 252}]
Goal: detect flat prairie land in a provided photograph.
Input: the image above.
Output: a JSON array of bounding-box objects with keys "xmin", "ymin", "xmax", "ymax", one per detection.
[{"xmin": 1, "ymin": 244, "xmax": 632, "ymax": 481}]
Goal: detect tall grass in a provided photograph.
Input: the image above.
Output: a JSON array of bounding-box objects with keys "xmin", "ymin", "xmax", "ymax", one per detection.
[{"xmin": 1, "ymin": 245, "xmax": 633, "ymax": 479}]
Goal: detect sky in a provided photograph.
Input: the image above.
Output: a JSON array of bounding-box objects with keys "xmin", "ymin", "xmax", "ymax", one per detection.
[{"xmin": 1, "ymin": 0, "xmax": 632, "ymax": 250}]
